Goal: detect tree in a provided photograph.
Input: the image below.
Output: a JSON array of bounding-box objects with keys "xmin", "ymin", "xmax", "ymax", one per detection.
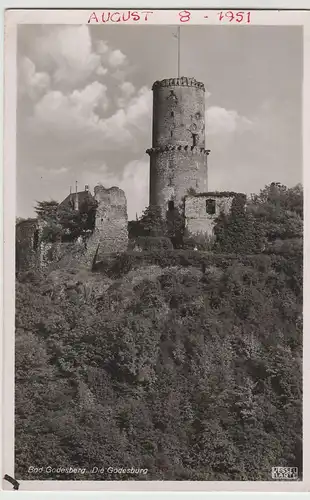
[
  {"xmin": 15, "ymin": 249, "xmax": 302, "ymax": 480},
  {"xmin": 34, "ymin": 197, "xmax": 98, "ymax": 243},
  {"xmin": 248, "ymin": 183, "xmax": 303, "ymax": 252},
  {"xmin": 166, "ymin": 208, "xmax": 185, "ymax": 249},
  {"xmin": 213, "ymin": 184, "xmax": 303, "ymax": 255},
  {"xmin": 251, "ymin": 182, "xmax": 303, "ymax": 216},
  {"xmin": 15, "ymin": 184, "xmax": 303, "ymax": 480},
  {"xmin": 34, "ymin": 200, "xmax": 63, "ymax": 243},
  {"xmin": 139, "ymin": 205, "xmax": 167, "ymax": 237},
  {"xmin": 34, "ymin": 200, "xmax": 59, "ymax": 222},
  {"xmin": 213, "ymin": 194, "xmax": 262, "ymax": 254}
]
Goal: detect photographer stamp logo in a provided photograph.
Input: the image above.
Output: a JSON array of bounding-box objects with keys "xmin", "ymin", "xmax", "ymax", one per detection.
[{"xmin": 271, "ymin": 467, "xmax": 298, "ymax": 480}]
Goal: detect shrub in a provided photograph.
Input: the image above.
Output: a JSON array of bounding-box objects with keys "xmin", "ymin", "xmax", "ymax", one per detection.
[
  {"xmin": 139, "ymin": 205, "xmax": 167, "ymax": 236},
  {"xmin": 183, "ymin": 237, "xmax": 197, "ymax": 250},
  {"xmin": 15, "ymin": 247, "xmax": 302, "ymax": 480},
  {"xmin": 133, "ymin": 236, "xmax": 173, "ymax": 252},
  {"xmin": 94, "ymin": 250, "xmax": 290, "ymax": 279},
  {"xmin": 189, "ymin": 232, "xmax": 215, "ymax": 251}
]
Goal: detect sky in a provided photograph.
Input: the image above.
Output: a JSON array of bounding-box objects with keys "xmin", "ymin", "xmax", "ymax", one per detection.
[{"xmin": 16, "ymin": 24, "xmax": 303, "ymax": 220}]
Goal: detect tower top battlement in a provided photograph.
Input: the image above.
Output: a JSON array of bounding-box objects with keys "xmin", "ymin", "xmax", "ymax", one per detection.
[{"xmin": 152, "ymin": 77, "xmax": 205, "ymax": 92}]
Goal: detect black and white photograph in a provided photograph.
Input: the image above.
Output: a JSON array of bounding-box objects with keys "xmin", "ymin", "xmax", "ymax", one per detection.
[{"xmin": 3, "ymin": 8, "xmax": 307, "ymax": 489}]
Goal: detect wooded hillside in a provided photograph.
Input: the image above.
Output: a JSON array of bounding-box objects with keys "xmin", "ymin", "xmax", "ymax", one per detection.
[{"xmin": 15, "ymin": 183, "xmax": 303, "ymax": 481}]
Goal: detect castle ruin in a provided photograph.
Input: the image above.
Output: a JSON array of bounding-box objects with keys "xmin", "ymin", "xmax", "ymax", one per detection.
[
  {"xmin": 16, "ymin": 75, "xmax": 245, "ymax": 272},
  {"xmin": 86, "ymin": 185, "xmax": 128, "ymax": 259},
  {"xmin": 16, "ymin": 184, "xmax": 128, "ymax": 272},
  {"xmin": 147, "ymin": 76, "xmax": 243, "ymax": 237}
]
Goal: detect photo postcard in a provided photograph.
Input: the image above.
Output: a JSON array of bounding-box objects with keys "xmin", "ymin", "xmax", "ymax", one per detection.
[{"xmin": 2, "ymin": 7, "xmax": 309, "ymax": 492}]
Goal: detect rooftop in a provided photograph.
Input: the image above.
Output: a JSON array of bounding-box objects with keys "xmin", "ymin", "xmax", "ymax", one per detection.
[{"xmin": 59, "ymin": 190, "xmax": 94, "ymax": 208}]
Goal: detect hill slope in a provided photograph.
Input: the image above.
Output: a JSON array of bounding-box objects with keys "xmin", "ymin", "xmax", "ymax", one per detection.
[{"xmin": 15, "ymin": 250, "xmax": 302, "ymax": 481}]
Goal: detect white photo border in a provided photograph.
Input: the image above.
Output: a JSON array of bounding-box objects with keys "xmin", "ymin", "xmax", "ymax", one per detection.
[{"xmin": 2, "ymin": 5, "xmax": 310, "ymax": 495}]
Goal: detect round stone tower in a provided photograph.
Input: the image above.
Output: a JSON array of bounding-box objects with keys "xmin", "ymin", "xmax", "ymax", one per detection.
[{"xmin": 147, "ymin": 76, "xmax": 210, "ymax": 216}]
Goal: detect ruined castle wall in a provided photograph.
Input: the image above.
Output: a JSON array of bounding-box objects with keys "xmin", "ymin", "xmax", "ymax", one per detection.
[
  {"xmin": 16, "ymin": 219, "xmax": 64, "ymax": 272},
  {"xmin": 148, "ymin": 77, "xmax": 210, "ymax": 216},
  {"xmin": 16, "ymin": 219, "xmax": 40, "ymax": 272},
  {"xmin": 86, "ymin": 186, "xmax": 128, "ymax": 259},
  {"xmin": 185, "ymin": 194, "xmax": 234, "ymax": 237}
]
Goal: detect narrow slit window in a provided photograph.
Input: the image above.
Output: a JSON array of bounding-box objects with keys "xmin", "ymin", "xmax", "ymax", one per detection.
[
  {"xmin": 168, "ymin": 200, "xmax": 174, "ymax": 211},
  {"xmin": 206, "ymin": 199, "xmax": 216, "ymax": 215},
  {"xmin": 171, "ymin": 111, "xmax": 174, "ymax": 117}
]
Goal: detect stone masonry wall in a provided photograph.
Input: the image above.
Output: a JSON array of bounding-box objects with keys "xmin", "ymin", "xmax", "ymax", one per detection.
[
  {"xmin": 16, "ymin": 219, "xmax": 64, "ymax": 272},
  {"xmin": 152, "ymin": 77, "xmax": 206, "ymax": 149},
  {"xmin": 16, "ymin": 219, "xmax": 40, "ymax": 272},
  {"xmin": 148, "ymin": 147, "xmax": 209, "ymax": 216},
  {"xmin": 148, "ymin": 77, "xmax": 210, "ymax": 217},
  {"xmin": 185, "ymin": 194, "xmax": 234, "ymax": 237},
  {"xmin": 86, "ymin": 185, "xmax": 128, "ymax": 260}
]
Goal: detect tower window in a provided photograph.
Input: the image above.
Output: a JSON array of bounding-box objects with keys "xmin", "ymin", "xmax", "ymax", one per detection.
[
  {"xmin": 192, "ymin": 133, "xmax": 198, "ymax": 147},
  {"xmin": 168, "ymin": 90, "xmax": 177, "ymax": 101},
  {"xmin": 168, "ymin": 200, "xmax": 174, "ymax": 211},
  {"xmin": 206, "ymin": 199, "xmax": 216, "ymax": 215},
  {"xmin": 169, "ymin": 177, "xmax": 173, "ymax": 186},
  {"xmin": 171, "ymin": 130, "xmax": 173, "ymax": 137},
  {"xmin": 171, "ymin": 111, "xmax": 174, "ymax": 117}
]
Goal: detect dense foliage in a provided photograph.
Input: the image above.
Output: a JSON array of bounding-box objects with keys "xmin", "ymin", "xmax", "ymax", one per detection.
[
  {"xmin": 15, "ymin": 183, "xmax": 303, "ymax": 481},
  {"xmin": 34, "ymin": 198, "xmax": 98, "ymax": 243},
  {"xmin": 129, "ymin": 204, "xmax": 185, "ymax": 249},
  {"xmin": 213, "ymin": 183, "xmax": 303, "ymax": 255}
]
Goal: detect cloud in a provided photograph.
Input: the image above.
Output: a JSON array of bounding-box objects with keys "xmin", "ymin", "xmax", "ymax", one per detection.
[
  {"xmin": 119, "ymin": 159, "xmax": 149, "ymax": 218},
  {"xmin": 36, "ymin": 166, "xmax": 69, "ymax": 176},
  {"xmin": 206, "ymin": 106, "xmax": 253, "ymax": 135},
  {"xmin": 29, "ymin": 84, "xmax": 151, "ymax": 153},
  {"xmin": 26, "ymin": 27, "xmax": 127, "ymax": 91},
  {"xmin": 103, "ymin": 87, "xmax": 152, "ymax": 142},
  {"xmin": 96, "ymin": 40, "xmax": 109, "ymax": 55},
  {"xmin": 31, "ymin": 81, "xmax": 109, "ymax": 132},
  {"xmin": 108, "ymin": 49, "xmax": 126, "ymax": 67},
  {"xmin": 18, "ymin": 57, "xmax": 50, "ymax": 100},
  {"xmin": 32, "ymin": 26, "xmax": 101, "ymax": 89},
  {"xmin": 96, "ymin": 65, "xmax": 108, "ymax": 76},
  {"xmin": 79, "ymin": 160, "xmax": 149, "ymax": 220},
  {"xmin": 117, "ymin": 81, "xmax": 136, "ymax": 107}
]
